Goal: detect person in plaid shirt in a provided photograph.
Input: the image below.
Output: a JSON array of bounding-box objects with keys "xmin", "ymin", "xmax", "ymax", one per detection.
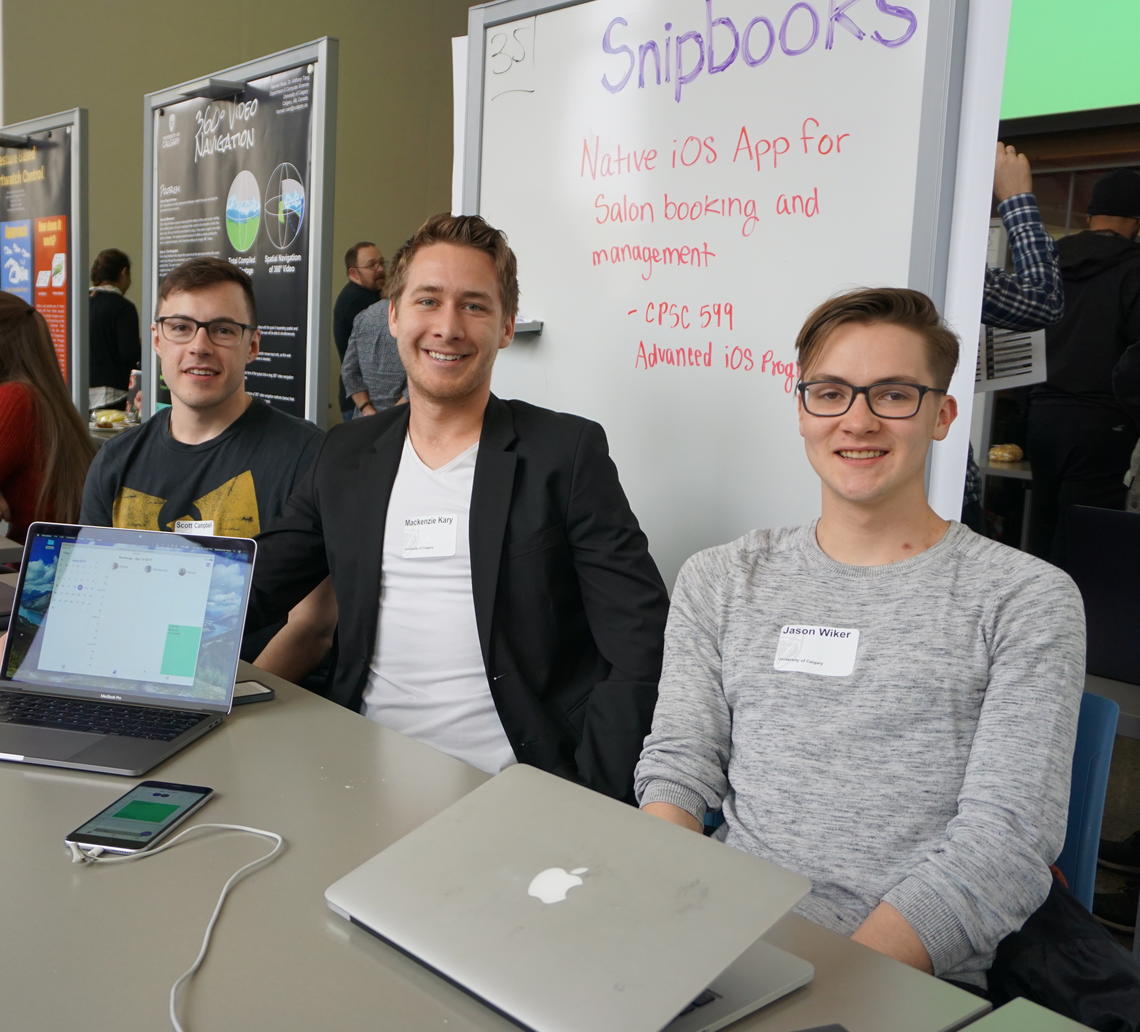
[
  {"xmin": 982, "ymin": 142, "xmax": 1064, "ymax": 330},
  {"xmin": 963, "ymin": 143, "xmax": 1064, "ymax": 531}
]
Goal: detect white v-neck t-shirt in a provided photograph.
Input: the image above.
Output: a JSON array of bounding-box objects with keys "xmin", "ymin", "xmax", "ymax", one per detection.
[{"xmin": 360, "ymin": 435, "xmax": 516, "ymax": 773}]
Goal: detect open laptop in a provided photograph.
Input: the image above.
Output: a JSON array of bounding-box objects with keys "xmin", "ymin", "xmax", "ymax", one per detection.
[
  {"xmin": 326, "ymin": 764, "xmax": 814, "ymax": 1032},
  {"xmin": 0, "ymin": 522, "xmax": 255, "ymax": 776}
]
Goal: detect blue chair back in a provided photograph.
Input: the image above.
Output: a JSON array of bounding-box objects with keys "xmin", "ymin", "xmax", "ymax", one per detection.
[{"xmin": 1056, "ymin": 692, "xmax": 1119, "ymax": 910}]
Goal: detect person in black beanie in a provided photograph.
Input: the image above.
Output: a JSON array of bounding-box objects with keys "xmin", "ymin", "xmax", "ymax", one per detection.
[{"xmin": 1026, "ymin": 168, "xmax": 1140, "ymax": 561}]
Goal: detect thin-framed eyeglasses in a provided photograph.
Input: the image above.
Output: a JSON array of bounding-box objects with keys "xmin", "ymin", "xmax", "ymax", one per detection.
[
  {"xmin": 354, "ymin": 258, "xmax": 384, "ymax": 271},
  {"xmin": 155, "ymin": 315, "xmax": 256, "ymax": 348},
  {"xmin": 796, "ymin": 380, "xmax": 947, "ymax": 419}
]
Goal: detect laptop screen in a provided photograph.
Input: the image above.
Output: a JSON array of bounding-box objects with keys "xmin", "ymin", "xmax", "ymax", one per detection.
[{"xmin": 2, "ymin": 524, "xmax": 255, "ymax": 710}]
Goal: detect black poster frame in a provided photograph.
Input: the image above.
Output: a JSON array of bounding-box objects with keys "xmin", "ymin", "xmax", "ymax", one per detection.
[
  {"xmin": 0, "ymin": 108, "xmax": 87, "ymax": 412},
  {"xmin": 142, "ymin": 39, "xmax": 337, "ymax": 426}
]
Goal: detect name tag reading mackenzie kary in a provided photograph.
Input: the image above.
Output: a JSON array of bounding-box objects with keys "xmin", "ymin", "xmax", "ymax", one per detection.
[
  {"xmin": 774, "ymin": 624, "xmax": 860, "ymax": 677},
  {"xmin": 402, "ymin": 513, "xmax": 458, "ymax": 558}
]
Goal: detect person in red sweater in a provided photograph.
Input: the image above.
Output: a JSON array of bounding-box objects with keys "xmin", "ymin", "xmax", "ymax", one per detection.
[{"xmin": 0, "ymin": 291, "xmax": 94, "ymax": 543}]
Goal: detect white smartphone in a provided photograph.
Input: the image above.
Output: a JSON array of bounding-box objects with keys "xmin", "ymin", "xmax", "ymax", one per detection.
[{"xmin": 64, "ymin": 781, "xmax": 214, "ymax": 855}]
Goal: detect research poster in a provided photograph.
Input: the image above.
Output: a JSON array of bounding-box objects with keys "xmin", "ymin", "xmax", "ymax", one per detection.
[
  {"xmin": 0, "ymin": 130, "xmax": 72, "ymax": 381},
  {"xmin": 154, "ymin": 64, "xmax": 313, "ymax": 414}
]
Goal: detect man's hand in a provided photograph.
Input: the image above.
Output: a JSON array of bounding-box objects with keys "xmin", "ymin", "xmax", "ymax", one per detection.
[
  {"xmin": 0, "ymin": 490, "xmax": 10, "ymax": 524},
  {"xmin": 993, "ymin": 141, "xmax": 1033, "ymax": 203},
  {"xmin": 851, "ymin": 901, "xmax": 933, "ymax": 973},
  {"xmin": 350, "ymin": 390, "xmax": 377, "ymax": 417},
  {"xmin": 642, "ymin": 801, "xmax": 702, "ymax": 833}
]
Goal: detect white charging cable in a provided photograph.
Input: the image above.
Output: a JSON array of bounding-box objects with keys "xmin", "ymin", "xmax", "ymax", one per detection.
[{"xmin": 68, "ymin": 822, "xmax": 285, "ymax": 1032}]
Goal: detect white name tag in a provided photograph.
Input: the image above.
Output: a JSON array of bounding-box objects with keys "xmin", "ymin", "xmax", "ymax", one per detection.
[
  {"xmin": 402, "ymin": 513, "xmax": 458, "ymax": 558},
  {"xmin": 174, "ymin": 519, "xmax": 215, "ymax": 535},
  {"xmin": 774, "ymin": 624, "xmax": 860, "ymax": 677}
]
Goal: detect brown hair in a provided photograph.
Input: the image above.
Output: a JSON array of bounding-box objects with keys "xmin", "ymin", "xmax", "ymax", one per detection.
[
  {"xmin": 90, "ymin": 248, "xmax": 130, "ymax": 286},
  {"xmin": 0, "ymin": 291, "xmax": 95, "ymax": 523},
  {"xmin": 386, "ymin": 213, "xmax": 519, "ymax": 319},
  {"xmin": 795, "ymin": 287, "xmax": 959, "ymax": 390},
  {"xmin": 157, "ymin": 257, "xmax": 257, "ymax": 324},
  {"xmin": 344, "ymin": 241, "xmax": 377, "ymax": 273}
]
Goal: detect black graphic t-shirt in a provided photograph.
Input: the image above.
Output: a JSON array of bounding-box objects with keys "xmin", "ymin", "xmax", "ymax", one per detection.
[
  {"xmin": 81, "ymin": 400, "xmax": 322, "ymax": 536},
  {"xmin": 81, "ymin": 401, "xmax": 323, "ymax": 662}
]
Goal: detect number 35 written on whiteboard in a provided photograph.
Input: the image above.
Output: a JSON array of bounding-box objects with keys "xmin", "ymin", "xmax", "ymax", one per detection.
[{"xmin": 488, "ymin": 18, "xmax": 537, "ymax": 100}]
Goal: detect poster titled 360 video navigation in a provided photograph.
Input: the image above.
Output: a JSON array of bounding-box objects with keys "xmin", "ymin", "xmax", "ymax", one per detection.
[
  {"xmin": 155, "ymin": 65, "xmax": 313, "ymax": 415},
  {"xmin": 0, "ymin": 131, "xmax": 71, "ymax": 381}
]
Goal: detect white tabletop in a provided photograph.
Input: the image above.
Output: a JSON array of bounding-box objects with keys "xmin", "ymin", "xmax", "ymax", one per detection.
[{"xmin": 0, "ymin": 664, "xmax": 989, "ymax": 1031}]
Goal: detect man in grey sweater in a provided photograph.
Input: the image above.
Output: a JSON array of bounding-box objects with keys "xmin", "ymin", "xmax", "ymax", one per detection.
[{"xmin": 635, "ymin": 288, "xmax": 1085, "ymax": 988}]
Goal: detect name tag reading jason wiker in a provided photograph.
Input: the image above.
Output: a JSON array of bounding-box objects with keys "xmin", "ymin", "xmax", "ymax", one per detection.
[
  {"xmin": 402, "ymin": 513, "xmax": 458, "ymax": 558},
  {"xmin": 774, "ymin": 624, "xmax": 860, "ymax": 677}
]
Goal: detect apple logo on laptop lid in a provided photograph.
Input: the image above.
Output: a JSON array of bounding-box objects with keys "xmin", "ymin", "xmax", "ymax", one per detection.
[{"xmin": 528, "ymin": 866, "xmax": 588, "ymax": 904}]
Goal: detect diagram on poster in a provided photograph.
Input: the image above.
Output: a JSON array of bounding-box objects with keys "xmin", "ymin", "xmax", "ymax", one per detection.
[
  {"xmin": 264, "ymin": 162, "xmax": 304, "ymax": 250},
  {"xmin": 2, "ymin": 223, "xmax": 31, "ymax": 294},
  {"xmin": 225, "ymin": 170, "xmax": 261, "ymax": 252}
]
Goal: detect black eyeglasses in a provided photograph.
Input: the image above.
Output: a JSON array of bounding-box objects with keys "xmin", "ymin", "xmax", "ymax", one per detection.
[
  {"xmin": 156, "ymin": 316, "xmax": 256, "ymax": 348},
  {"xmin": 796, "ymin": 380, "xmax": 946, "ymax": 419},
  {"xmin": 354, "ymin": 259, "xmax": 384, "ymax": 272}
]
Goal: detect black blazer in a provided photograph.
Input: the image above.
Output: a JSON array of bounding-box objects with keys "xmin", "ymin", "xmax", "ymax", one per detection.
[{"xmin": 248, "ymin": 395, "xmax": 669, "ymax": 801}]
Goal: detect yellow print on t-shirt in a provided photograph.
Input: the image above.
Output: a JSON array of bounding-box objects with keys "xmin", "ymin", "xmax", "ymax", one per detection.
[{"xmin": 112, "ymin": 471, "xmax": 260, "ymax": 537}]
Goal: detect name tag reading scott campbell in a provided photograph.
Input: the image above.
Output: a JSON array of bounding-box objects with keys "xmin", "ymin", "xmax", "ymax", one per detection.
[
  {"xmin": 402, "ymin": 513, "xmax": 457, "ymax": 558},
  {"xmin": 774, "ymin": 624, "xmax": 860, "ymax": 677},
  {"xmin": 174, "ymin": 519, "xmax": 215, "ymax": 535}
]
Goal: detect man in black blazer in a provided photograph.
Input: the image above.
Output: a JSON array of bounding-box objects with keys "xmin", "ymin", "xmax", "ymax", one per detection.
[{"xmin": 248, "ymin": 213, "xmax": 668, "ymax": 802}]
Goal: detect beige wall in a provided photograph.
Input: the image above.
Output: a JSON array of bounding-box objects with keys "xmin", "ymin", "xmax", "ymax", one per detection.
[{"xmin": 1, "ymin": 0, "xmax": 475, "ymax": 420}]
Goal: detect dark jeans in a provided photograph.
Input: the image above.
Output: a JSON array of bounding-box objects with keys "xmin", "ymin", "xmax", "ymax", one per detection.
[{"xmin": 1026, "ymin": 404, "xmax": 1137, "ymax": 562}]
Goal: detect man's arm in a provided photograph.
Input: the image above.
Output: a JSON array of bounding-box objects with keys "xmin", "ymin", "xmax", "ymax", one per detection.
[
  {"xmin": 562, "ymin": 420, "xmax": 670, "ymax": 802},
  {"xmin": 246, "ymin": 438, "xmax": 334, "ymax": 636},
  {"xmin": 350, "ymin": 390, "xmax": 376, "ymax": 416},
  {"xmin": 876, "ymin": 560, "xmax": 1085, "ymax": 977},
  {"xmin": 641, "ymin": 802, "xmax": 702, "ymax": 833},
  {"xmin": 982, "ymin": 142, "xmax": 1064, "ymax": 331},
  {"xmin": 341, "ymin": 325, "xmax": 371, "ymax": 409},
  {"xmin": 78, "ymin": 443, "xmax": 114, "ymax": 525},
  {"xmin": 851, "ymin": 902, "xmax": 933, "ymax": 972},
  {"xmin": 635, "ymin": 547, "xmax": 733, "ymax": 824},
  {"xmin": 253, "ymin": 576, "xmax": 337, "ymax": 683}
]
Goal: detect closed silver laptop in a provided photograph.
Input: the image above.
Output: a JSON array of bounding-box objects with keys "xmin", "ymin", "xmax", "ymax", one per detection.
[{"xmin": 326, "ymin": 763, "xmax": 813, "ymax": 1032}]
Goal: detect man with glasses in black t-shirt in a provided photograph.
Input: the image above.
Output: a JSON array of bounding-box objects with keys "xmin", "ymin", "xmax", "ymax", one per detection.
[{"xmin": 81, "ymin": 257, "xmax": 335, "ymax": 685}]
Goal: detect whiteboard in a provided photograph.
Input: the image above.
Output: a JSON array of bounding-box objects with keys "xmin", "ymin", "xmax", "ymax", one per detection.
[{"xmin": 465, "ymin": 0, "xmax": 990, "ymax": 586}]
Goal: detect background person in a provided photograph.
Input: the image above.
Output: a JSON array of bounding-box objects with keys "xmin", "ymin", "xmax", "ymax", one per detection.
[
  {"xmin": 333, "ymin": 241, "xmax": 385, "ymax": 420},
  {"xmin": 1027, "ymin": 168, "xmax": 1140, "ymax": 561},
  {"xmin": 88, "ymin": 247, "xmax": 141, "ymax": 410},
  {"xmin": 340, "ymin": 293, "xmax": 406, "ymax": 417},
  {"xmin": 0, "ymin": 291, "xmax": 95, "ymax": 542},
  {"xmin": 962, "ymin": 141, "xmax": 1065, "ymax": 532}
]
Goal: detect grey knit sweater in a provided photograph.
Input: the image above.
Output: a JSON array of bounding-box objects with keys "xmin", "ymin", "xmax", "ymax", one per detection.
[{"xmin": 635, "ymin": 522, "xmax": 1085, "ymax": 984}]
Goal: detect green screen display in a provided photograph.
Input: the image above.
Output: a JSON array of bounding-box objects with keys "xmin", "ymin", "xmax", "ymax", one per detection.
[
  {"xmin": 114, "ymin": 800, "xmax": 180, "ymax": 823},
  {"xmin": 160, "ymin": 624, "xmax": 202, "ymax": 678},
  {"xmin": 1002, "ymin": 0, "xmax": 1140, "ymax": 120}
]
